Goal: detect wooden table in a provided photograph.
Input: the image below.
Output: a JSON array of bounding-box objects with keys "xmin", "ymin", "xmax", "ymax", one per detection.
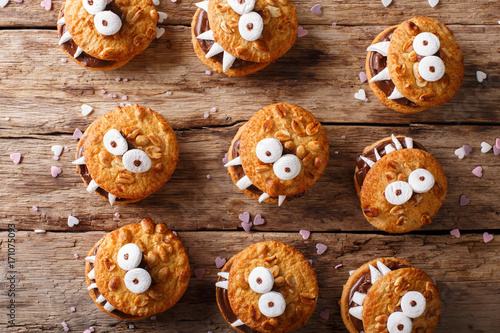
[{"xmin": 1, "ymin": 0, "xmax": 499, "ymax": 332}]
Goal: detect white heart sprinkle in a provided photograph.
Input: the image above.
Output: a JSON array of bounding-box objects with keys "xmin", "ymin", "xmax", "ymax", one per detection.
[
  {"xmin": 428, "ymin": 0, "xmax": 439, "ymax": 7},
  {"xmin": 51, "ymin": 145, "xmax": 64, "ymax": 157},
  {"xmin": 454, "ymin": 147, "xmax": 465, "ymax": 159},
  {"xmin": 354, "ymin": 89, "xmax": 366, "ymax": 101},
  {"xmin": 0, "ymin": 0, "xmax": 9, "ymax": 8},
  {"xmin": 68, "ymin": 215, "xmax": 79, "ymax": 227},
  {"xmin": 381, "ymin": 0, "xmax": 392, "ymax": 7},
  {"xmin": 81, "ymin": 104, "xmax": 93, "ymax": 116},
  {"xmin": 156, "ymin": 27, "xmax": 165, "ymax": 39},
  {"xmin": 476, "ymin": 71, "xmax": 487, "ymax": 83},
  {"xmin": 158, "ymin": 12, "xmax": 168, "ymax": 23},
  {"xmin": 481, "ymin": 142, "xmax": 492, "ymax": 153}
]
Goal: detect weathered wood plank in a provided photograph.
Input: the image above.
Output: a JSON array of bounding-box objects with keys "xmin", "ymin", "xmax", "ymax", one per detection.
[
  {"xmin": 1, "ymin": 0, "xmax": 499, "ymax": 27},
  {"xmin": 0, "ymin": 231, "xmax": 497, "ymax": 332},
  {"xmin": 1, "ymin": 124, "xmax": 499, "ymax": 232}
]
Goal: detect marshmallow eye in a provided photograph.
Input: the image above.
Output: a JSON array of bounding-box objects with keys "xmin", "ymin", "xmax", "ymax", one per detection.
[
  {"xmin": 122, "ymin": 149, "xmax": 152, "ymax": 173},
  {"xmin": 117, "ymin": 243, "xmax": 142, "ymax": 271},
  {"xmin": 413, "ymin": 32, "xmax": 440, "ymax": 57},
  {"xmin": 384, "ymin": 181, "xmax": 413, "ymax": 205},
  {"xmin": 227, "ymin": 0, "xmax": 255, "ymax": 15},
  {"xmin": 418, "ymin": 56, "xmax": 445, "ymax": 82},
  {"xmin": 258, "ymin": 291, "xmax": 286, "ymax": 318},
  {"xmin": 103, "ymin": 129, "xmax": 128, "ymax": 155},
  {"xmin": 248, "ymin": 267, "xmax": 274, "ymax": 294},
  {"xmin": 94, "ymin": 11, "xmax": 122, "ymax": 36},
  {"xmin": 238, "ymin": 12, "xmax": 264, "ymax": 42},
  {"xmin": 256, "ymin": 138, "xmax": 283, "ymax": 163},
  {"xmin": 273, "ymin": 154, "xmax": 301, "ymax": 180},
  {"xmin": 124, "ymin": 268, "xmax": 152, "ymax": 294},
  {"xmin": 82, "ymin": 0, "xmax": 106, "ymax": 15},
  {"xmin": 401, "ymin": 291, "xmax": 426, "ymax": 318},
  {"xmin": 408, "ymin": 169, "xmax": 435, "ymax": 193},
  {"xmin": 387, "ymin": 312, "xmax": 413, "ymax": 333}
]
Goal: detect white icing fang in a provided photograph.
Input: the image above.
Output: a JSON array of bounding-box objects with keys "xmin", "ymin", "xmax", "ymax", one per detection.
[
  {"xmin": 374, "ymin": 148, "xmax": 382, "ymax": 160},
  {"xmin": 259, "ymin": 193, "xmax": 270, "ymax": 203},
  {"xmin": 236, "ymin": 175, "xmax": 252, "ymax": 190},
  {"xmin": 278, "ymin": 195, "xmax": 286, "ymax": 206},
  {"xmin": 224, "ymin": 156, "xmax": 241, "ymax": 167},
  {"xmin": 352, "ymin": 291, "xmax": 366, "ymax": 305},
  {"xmin": 349, "ymin": 306, "xmax": 363, "ymax": 320},
  {"xmin": 405, "ymin": 137, "xmax": 413, "ymax": 149},
  {"xmin": 217, "ymin": 272, "xmax": 229, "ymax": 279},
  {"xmin": 85, "ymin": 256, "xmax": 95, "ymax": 263},
  {"xmin": 96, "ymin": 295, "xmax": 106, "ymax": 303},
  {"xmin": 108, "ymin": 193, "xmax": 116, "ymax": 206},
  {"xmin": 87, "ymin": 180, "xmax": 99, "ymax": 193},
  {"xmin": 222, "ymin": 51, "xmax": 236, "ymax": 72},
  {"xmin": 367, "ymin": 41, "xmax": 390, "ymax": 56},
  {"xmin": 385, "ymin": 144, "xmax": 396, "ymax": 154},
  {"xmin": 74, "ymin": 47, "xmax": 83, "ymax": 58},
  {"xmin": 377, "ymin": 261, "xmax": 392, "ymax": 275},
  {"xmin": 72, "ymin": 156, "xmax": 86, "ymax": 165},
  {"xmin": 57, "ymin": 17, "xmax": 65, "ymax": 26},
  {"xmin": 360, "ymin": 156, "xmax": 375, "ymax": 168},
  {"xmin": 369, "ymin": 264, "xmax": 382, "ymax": 284},
  {"xmin": 103, "ymin": 302, "xmax": 115, "ymax": 312},
  {"xmin": 206, "ymin": 42, "xmax": 224, "ymax": 58},
  {"xmin": 370, "ymin": 67, "xmax": 391, "ymax": 82},
  {"xmin": 87, "ymin": 283, "xmax": 97, "ymax": 290},
  {"xmin": 392, "ymin": 134, "xmax": 403, "ymax": 150},
  {"xmin": 231, "ymin": 319, "xmax": 245, "ymax": 327},
  {"xmin": 58, "ymin": 31, "xmax": 72, "ymax": 45},
  {"xmin": 87, "ymin": 269, "xmax": 95, "ymax": 280},
  {"xmin": 195, "ymin": 0, "xmax": 209, "ymax": 12},
  {"xmin": 216, "ymin": 281, "xmax": 229, "ymax": 289},
  {"xmin": 197, "ymin": 30, "xmax": 214, "ymax": 41},
  {"xmin": 388, "ymin": 86, "xmax": 405, "ymax": 100}
]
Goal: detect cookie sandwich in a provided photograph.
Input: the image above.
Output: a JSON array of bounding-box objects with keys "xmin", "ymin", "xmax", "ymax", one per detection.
[
  {"xmin": 224, "ymin": 103, "xmax": 329, "ymax": 206},
  {"xmin": 85, "ymin": 218, "xmax": 190, "ymax": 320},
  {"xmin": 341, "ymin": 257, "xmax": 441, "ymax": 333},
  {"xmin": 191, "ymin": 0, "xmax": 298, "ymax": 76},
  {"xmin": 57, "ymin": 0, "xmax": 159, "ymax": 70},
  {"xmin": 366, "ymin": 17, "xmax": 464, "ymax": 113},
  {"xmin": 74, "ymin": 104, "xmax": 179, "ymax": 204},
  {"xmin": 216, "ymin": 241, "xmax": 318, "ymax": 332},
  {"xmin": 355, "ymin": 135, "xmax": 447, "ymax": 233}
]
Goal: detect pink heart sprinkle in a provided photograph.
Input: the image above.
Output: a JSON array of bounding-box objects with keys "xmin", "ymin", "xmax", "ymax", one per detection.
[
  {"xmin": 73, "ymin": 128, "xmax": 83, "ymax": 140},
  {"xmin": 359, "ymin": 72, "xmax": 367, "ymax": 83},
  {"xmin": 40, "ymin": 0, "xmax": 51, "ymax": 10},
  {"xmin": 483, "ymin": 232, "xmax": 494, "ymax": 243},
  {"xmin": 459, "ymin": 194, "xmax": 470, "ymax": 206},
  {"xmin": 14, "ymin": 0, "xmax": 23, "ymax": 3},
  {"xmin": 331, "ymin": 22, "xmax": 337, "ymax": 26},
  {"xmin": 194, "ymin": 268, "xmax": 205, "ymax": 279},
  {"xmin": 450, "ymin": 229, "xmax": 460, "ymax": 238},
  {"xmin": 51, "ymin": 166, "xmax": 62, "ymax": 178},
  {"xmin": 472, "ymin": 166, "xmax": 483, "ymax": 177},
  {"xmin": 496, "ymin": 138, "xmax": 500, "ymax": 149},
  {"xmin": 222, "ymin": 153, "xmax": 228, "ymax": 165},
  {"xmin": 297, "ymin": 26, "xmax": 308, "ymax": 38},
  {"xmin": 10, "ymin": 152, "xmax": 22, "ymax": 164},
  {"xmin": 462, "ymin": 144, "xmax": 472, "ymax": 156},
  {"xmin": 253, "ymin": 214, "xmax": 265, "ymax": 225},
  {"xmin": 310, "ymin": 4, "xmax": 322, "ymax": 15},
  {"xmin": 493, "ymin": 145, "xmax": 500, "ymax": 156},
  {"xmin": 316, "ymin": 243, "xmax": 327, "ymax": 255},
  {"xmin": 172, "ymin": 231, "xmax": 177, "ymax": 236},
  {"xmin": 238, "ymin": 211, "xmax": 250, "ymax": 223},
  {"xmin": 299, "ymin": 229, "xmax": 310, "ymax": 240},
  {"xmin": 319, "ymin": 308, "xmax": 330, "ymax": 320},
  {"xmin": 431, "ymin": 277, "xmax": 437, "ymax": 284},
  {"xmin": 215, "ymin": 257, "xmax": 226, "ymax": 269},
  {"xmin": 241, "ymin": 221, "xmax": 252, "ymax": 232}
]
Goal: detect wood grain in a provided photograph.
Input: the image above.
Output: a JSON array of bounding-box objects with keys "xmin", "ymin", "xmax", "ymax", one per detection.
[{"xmin": 0, "ymin": 231, "xmax": 497, "ymax": 332}]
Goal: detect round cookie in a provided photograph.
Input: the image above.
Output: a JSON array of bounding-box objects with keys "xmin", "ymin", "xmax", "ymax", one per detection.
[
  {"xmin": 191, "ymin": 7, "xmax": 271, "ymax": 77},
  {"xmin": 75, "ymin": 104, "xmax": 179, "ymax": 204},
  {"xmin": 216, "ymin": 241, "xmax": 318, "ymax": 333},
  {"xmin": 365, "ymin": 26, "xmax": 426, "ymax": 114},
  {"xmin": 85, "ymin": 218, "xmax": 190, "ymax": 319},
  {"xmin": 357, "ymin": 136, "xmax": 447, "ymax": 233},
  {"xmin": 340, "ymin": 257, "xmax": 413, "ymax": 333},
  {"xmin": 224, "ymin": 103, "xmax": 329, "ymax": 206},
  {"xmin": 207, "ymin": 0, "xmax": 298, "ymax": 63},
  {"xmin": 387, "ymin": 17, "xmax": 464, "ymax": 108}
]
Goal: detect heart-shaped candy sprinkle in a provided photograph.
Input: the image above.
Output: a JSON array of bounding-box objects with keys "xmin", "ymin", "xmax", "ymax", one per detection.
[
  {"xmin": 316, "ymin": 243, "xmax": 327, "ymax": 255},
  {"xmin": 241, "ymin": 221, "xmax": 252, "ymax": 232},
  {"xmin": 215, "ymin": 257, "xmax": 226, "ymax": 269},
  {"xmin": 354, "ymin": 89, "xmax": 366, "ymax": 101},
  {"xmin": 194, "ymin": 268, "xmax": 205, "ymax": 279},
  {"xmin": 238, "ymin": 211, "xmax": 250, "ymax": 223},
  {"xmin": 359, "ymin": 72, "xmax": 367, "ymax": 83},
  {"xmin": 297, "ymin": 26, "xmax": 308, "ymax": 38},
  {"xmin": 481, "ymin": 142, "xmax": 492, "ymax": 153},
  {"xmin": 476, "ymin": 71, "xmax": 487, "ymax": 83},
  {"xmin": 299, "ymin": 229, "xmax": 310, "ymax": 240},
  {"xmin": 310, "ymin": 4, "xmax": 321, "ymax": 15},
  {"xmin": 253, "ymin": 214, "xmax": 265, "ymax": 225},
  {"xmin": 459, "ymin": 194, "xmax": 470, "ymax": 206},
  {"xmin": 483, "ymin": 232, "xmax": 494, "ymax": 243},
  {"xmin": 40, "ymin": 0, "xmax": 51, "ymax": 10},
  {"xmin": 319, "ymin": 308, "xmax": 330, "ymax": 320},
  {"xmin": 454, "ymin": 147, "xmax": 465, "ymax": 159},
  {"xmin": 450, "ymin": 229, "xmax": 460, "ymax": 238},
  {"xmin": 51, "ymin": 166, "xmax": 62, "ymax": 177},
  {"xmin": 472, "ymin": 166, "xmax": 483, "ymax": 177},
  {"xmin": 10, "ymin": 152, "xmax": 21, "ymax": 164}
]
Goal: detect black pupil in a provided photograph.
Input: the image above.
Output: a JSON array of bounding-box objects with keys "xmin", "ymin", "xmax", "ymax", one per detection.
[
  {"xmin": 410, "ymin": 300, "xmax": 417, "ymax": 307},
  {"xmin": 419, "ymin": 176, "xmax": 425, "ymax": 181},
  {"xmin": 110, "ymin": 141, "xmax": 117, "ymax": 148},
  {"xmin": 247, "ymin": 23, "xmax": 253, "ymax": 30},
  {"xmin": 133, "ymin": 278, "xmax": 139, "ymax": 284},
  {"xmin": 124, "ymin": 253, "xmax": 129, "ymax": 260},
  {"xmin": 429, "ymin": 66, "xmax": 435, "ymax": 73},
  {"xmin": 285, "ymin": 167, "xmax": 291, "ymax": 173},
  {"xmin": 88, "ymin": 0, "xmax": 93, "ymax": 4},
  {"xmin": 423, "ymin": 40, "xmax": 428, "ymax": 46},
  {"xmin": 256, "ymin": 277, "xmax": 262, "ymax": 284},
  {"xmin": 102, "ymin": 20, "xmax": 108, "ymax": 27},
  {"xmin": 238, "ymin": 0, "xmax": 245, "ymax": 3},
  {"xmin": 265, "ymin": 151, "xmax": 271, "ymax": 156},
  {"xmin": 268, "ymin": 302, "xmax": 274, "ymax": 308},
  {"xmin": 134, "ymin": 160, "xmax": 141, "ymax": 167},
  {"xmin": 395, "ymin": 189, "xmax": 402, "ymax": 196}
]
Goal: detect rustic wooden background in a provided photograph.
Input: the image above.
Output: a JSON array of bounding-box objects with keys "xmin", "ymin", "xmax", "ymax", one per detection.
[{"xmin": 0, "ymin": 0, "xmax": 499, "ymax": 332}]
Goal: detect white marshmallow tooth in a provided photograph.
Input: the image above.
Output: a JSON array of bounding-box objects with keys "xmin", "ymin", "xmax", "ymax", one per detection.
[
  {"xmin": 57, "ymin": 17, "xmax": 65, "ymax": 26},
  {"xmin": 405, "ymin": 137, "xmax": 413, "ymax": 149},
  {"xmin": 248, "ymin": 267, "xmax": 274, "ymax": 294},
  {"xmin": 124, "ymin": 268, "xmax": 152, "ymax": 294},
  {"xmin": 366, "ymin": 41, "xmax": 390, "ymax": 56},
  {"xmin": 376, "ymin": 261, "xmax": 392, "ymax": 275},
  {"xmin": 108, "ymin": 193, "xmax": 116, "ymax": 206},
  {"xmin": 95, "ymin": 295, "xmax": 106, "ymax": 303},
  {"xmin": 391, "ymin": 134, "xmax": 403, "ymax": 150},
  {"xmin": 388, "ymin": 86, "xmax": 405, "ymax": 100},
  {"xmin": 258, "ymin": 291, "xmax": 286, "ymax": 317},
  {"xmin": 374, "ymin": 148, "xmax": 382, "ymax": 161},
  {"xmin": 259, "ymin": 192, "xmax": 270, "ymax": 203},
  {"xmin": 387, "ymin": 312, "xmax": 412, "ymax": 333},
  {"xmin": 278, "ymin": 195, "xmax": 286, "ymax": 206},
  {"xmin": 236, "ymin": 175, "xmax": 253, "ymax": 190},
  {"xmin": 408, "ymin": 168, "xmax": 435, "ymax": 193},
  {"xmin": 85, "ymin": 256, "xmax": 95, "ymax": 263},
  {"xmin": 205, "ymin": 42, "xmax": 224, "ymax": 58},
  {"xmin": 87, "ymin": 283, "xmax": 97, "ymax": 290},
  {"xmin": 216, "ymin": 280, "xmax": 229, "ymax": 289},
  {"xmin": 369, "ymin": 264, "xmax": 383, "ymax": 284},
  {"xmin": 348, "ymin": 305, "xmax": 363, "ymax": 320},
  {"xmin": 352, "ymin": 291, "xmax": 366, "ymax": 306},
  {"xmin": 360, "ymin": 156, "xmax": 375, "ymax": 168},
  {"xmin": 224, "ymin": 156, "xmax": 241, "ymax": 167},
  {"xmin": 122, "ymin": 149, "xmax": 152, "ymax": 173},
  {"xmin": 72, "ymin": 156, "xmax": 86, "ymax": 165},
  {"xmin": 74, "ymin": 46, "xmax": 84, "ymax": 58},
  {"xmin": 369, "ymin": 67, "xmax": 391, "ymax": 82},
  {"xmin": 58, "ymin": 31, "xmax": 72, "ymax": 45},
  {"xmin": 222, "ymin": 51, "xmax": 236, "ymax": 73},
  {"xmin": 87, "ymin": 268, "xmax": 95, "ymax": 280},
  {"xmin": 195, "ymin": 0, "xmax": 209, "ymax": 12},
  {"xmin": 401, "ymin": 291, "xmax": 426, "ymax": 318},
  {"xmin": 217, "ymin": 272, "xmax": 229, "ymax": 279},
  {"xmin": 231, "ymin": 319, "xmax": 245, "ymax": 327},
  {"xmin": 87, "ymin": 180, "xmax": 99, "ymax": 193},
  {"xmin": 197, "ymin": 30, "xmax": 215, "ymax": 41},
  {"xmin": 117, "ymin": 243, "xmax": 143, "ymax": 271},
  {"xmin": 103, "ymin": 302, "xmax": 116, "ymax": 312},
  {"xmin": 384, "ymin": 181, "xmax": 413, "ymax": 206},
  {"xmin": 384, "ymin": 144, "xmax": 396, "ymax": 154}
]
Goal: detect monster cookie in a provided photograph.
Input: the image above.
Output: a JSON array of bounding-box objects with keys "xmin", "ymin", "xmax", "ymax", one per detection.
[
  {"xmin": 341, "ymin": 257, "xmax": 441, "ymax": 333},
  {"xmin": 57, "ymin": 0, "xmax": 160, "ymax": 70},
  {"xmin": 85, "ymin": 218, "xmax": 190, "ymax": 319},
  {"xmin": 74, "ymin": 104, "xmax": 179, "ymax": 204},
  {"xmin": 191, "ymin": 0, "xmax": 298, "ymax": 76},
  {"xmin": 224, "ymin": 103, "xmax": 329, "ymax": 206},
  {"xmin": 355, "ymin": 135, "xmax": 447, "ymax": 233},
  {"xmin": 366, "ymin": 17, "xmax": 464, "ymax": 113},
  {"xmin": 216, "ymin": 241, "xmax": 318, "ymax": 332}
]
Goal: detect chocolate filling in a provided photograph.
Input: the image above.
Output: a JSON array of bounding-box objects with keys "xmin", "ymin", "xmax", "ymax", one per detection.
[
  {"xmin": 369, "ymin": 28, "xmax": 418, "ymax": 107},
  {"xmin": 216, "ymin": 262, "xmax": 257, "ymax": 333},
  {"xmin": 231, "ymin": 139, "xmax": 305, "ymax": 201},
  {"xmin": 194, "ymin": 8, "xmax": 254, "ymax": 69},
  {"xmin": 348, "ymin": 260, "xmax": 410, "ymax": 332},
  {"xmin": 355, "ymin": 137, "xmax": 427, "ymax": 187},
  {"xmin": 58, "ymin": 2, "xmax": 125, "ymax": 68}
]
